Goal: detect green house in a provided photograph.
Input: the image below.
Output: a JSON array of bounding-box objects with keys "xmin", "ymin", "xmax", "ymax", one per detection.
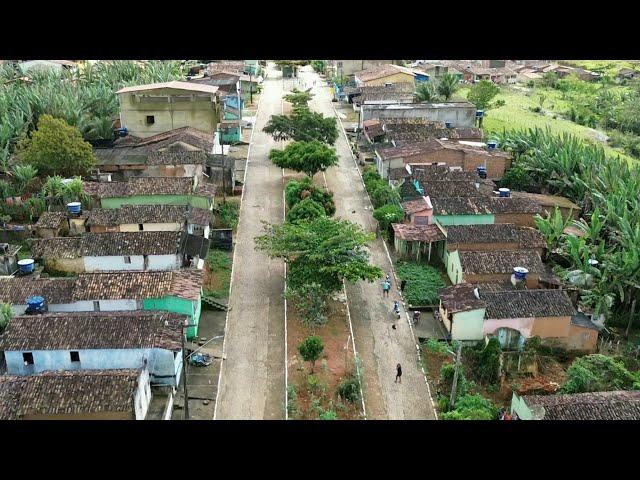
[{"xmin": 144, "ymin": 295, "xmax": 202, "ymax": 339}]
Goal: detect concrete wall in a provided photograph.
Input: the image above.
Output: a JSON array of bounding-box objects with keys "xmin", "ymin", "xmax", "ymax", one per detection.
[
  {"xmin": 22, "ymin": 410, "xmax": 134, "ymax": 420},
  {"xmin": 101, "ymin": 194, "xmax": 192, "ymax": 209},
  {"xmin": 143, "ymin": 295, "xmax": 200, "ymax": 338},
  {"xmin": 451, "ymin": 309, "xmax": 486, "ymax": 341},
  {"xmin": 118, "ymin": 88, "xmax": 218, "ymax": 138},
  {"xmin": 147, "ymin": 254, "xmax": 182, "ymax": 271},
  {"xmin": 333, "ymin": 60, "xmax": 394, "ymax": 77},
  {"xmin": 5, "ymin": 348, "xmax": 179, "ymax": 387},
  {"xmin": 447, "ymin": 250, "xmax": 462, "ymax": 284},
  {"xmin": 134, "ymin": 367, "xmax": 151, "ymax": 420},
  {"xmin": 115, "ymin": 222, "xmax": 182, "ymax": 232},
  {"xmin": 361, "ymin": 103, "xmax": 476, "ymax": 128},
  {"xmin": 85, "ymin": 255, "xmax": 145, "ymax": 272},
  {"xmin": 45, "ymin": 257, "xmax": 85, "ymax": 274}
]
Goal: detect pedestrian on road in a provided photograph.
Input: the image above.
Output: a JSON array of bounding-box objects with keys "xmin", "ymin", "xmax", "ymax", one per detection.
[
  {"xmin": 382, "ymin": 280, "xmax": 391, "ymax": 297},
  {"xmin": 385, "ymin": 273, "xmax": 392, "ymax": 287},
  {"xmin": 395, "ymin": 363, "xmax": 402, "ymax": 383},
  {"xmin": 400, "ymin": 279, "xmax": 407, "ymax": 293},
  {"xmin": 393, "ymin": 301, "xmax": 401, "ymax": 319},
  {"xmin": 412, "ymin": 310, "xmax": 421, "ymax": 325}
]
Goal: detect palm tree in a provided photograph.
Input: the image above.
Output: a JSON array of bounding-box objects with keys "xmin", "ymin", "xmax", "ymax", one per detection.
[
  {"xmin": 436, "ymin": 73, "xmax": 460, "ymax": 101},
  {"xmin": 414, "ymin": 82, "xmax": 438, "ymax": 103},
  {"xmin": 41, "ymin": 175, "xmax": 66, "ymax": 207},
  {"xmin": 11, "ymin": 164, "xmax": 38, "ymax": 193}
]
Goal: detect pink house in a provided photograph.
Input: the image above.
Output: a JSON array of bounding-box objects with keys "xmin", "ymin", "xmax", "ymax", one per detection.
[{"xmin": 401, "ymin": 196, "xmax": 433, "ymax": 225}]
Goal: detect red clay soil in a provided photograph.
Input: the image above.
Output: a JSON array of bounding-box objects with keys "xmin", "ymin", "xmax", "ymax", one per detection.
[{"xmin": 287, "ymin": 298, "xmax": 363, "ymax": 420}]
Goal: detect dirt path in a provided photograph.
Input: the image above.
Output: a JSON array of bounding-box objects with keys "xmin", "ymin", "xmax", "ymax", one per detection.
[
  {"xmin": 298, "ymin": 67, "xmax": 437, "ymax": 420},
  {"xmin": 214, "ymin": 64, "xmax": 286, "ymax": 420}
]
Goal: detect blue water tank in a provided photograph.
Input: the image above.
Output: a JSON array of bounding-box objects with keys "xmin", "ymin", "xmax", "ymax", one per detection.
[
  {"xmin": 26, "ymin": 296, "xmax": 44, "ymax": 309},
  {"xmin": 513, "ymin": 267, "xmax": 528, "ymax": 281},
  {"xmin": 118, "ymin": 127, "xmax": 128, "ymax": 137},
  {"xmin": 476, "ymin": 110, "xmax": 484, "ymax": 118},
  {"xmin": 445, "ymin": 121, "xmax": 453, "ymax": 128},
  {"xmin": 67, "ymin": 202, "xmax": 82, "ymax": 215},
  {"xmin": 17, "ymin": 259, "xmax": 35, "ymax": 274},
  {"xmin": 499, "ymin": 188, "xmax": 511, "ymax": 198},
  {"xmin": 487, "ymin": 141, "xmax": 497, "ymax": 150}
]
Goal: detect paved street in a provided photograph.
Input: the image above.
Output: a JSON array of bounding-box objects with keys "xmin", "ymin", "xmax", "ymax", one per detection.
[
  {"xmin": 299, "ymin": 67, "xmax": 437, "ymax": 419},
  {"xmin": 214, "ymin": 64, "xmax": 286, "ymax": 419}
]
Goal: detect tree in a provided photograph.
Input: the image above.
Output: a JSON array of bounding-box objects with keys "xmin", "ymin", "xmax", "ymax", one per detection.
[
  {"xmin": 540, "ymin": 71, "xmax": 559, "ymax": 88},
  {"xmin": 311, "ymin": 60, "xmax": 326, "ymax": 74},
  {"xmin": 17, "ymin": 114, "xmax": 95, "ymax": 177},
  {"xmin": 287, "ymin": 198, "xmax": 326, "ymax": 223},
  {"xmin": 269, "ymin": 141, "xmax": 338, "ymax": 177},
  {"xmin": 285, "ymin": 177, "xmax": 335, "ymax": 216},
  {"xmin": 285, "ymin": 282, "xmax": 328, "ymax": 329},
  {"xmin": 414, "ymin": 82, "xmax": 438, "ymax": 103},
  {"xmin": 0, "ymin": 302, "xmax": 12, "ymax": 332},
  {"xmin": 10, "ymin": 164, "xmax": 38, "ymax": 194},
  {"xmin": 283, "ymin": 89, "xmax": 313, "ymax": 110},
  {"xmin": 373, "ymin": 204, "xmax": 404, "ymax": 233},
  {"xmin": 441, "ymin": 394, "xmax": 498, "ymax": 420},
  {"xmin": 298, "ymin": 336, "xmax": 324, "ymax": 373},
  {"xmin": 467, "ymin": 80, "xmax": 501, "ymax": 111},
  {"xmin": 255, "ymin": 217, "xmax": 383, "ymax": 293},
  {"xmin": 370, "ymin": 183, "xmax": 400, "ymax": 209},
  {"xmin": 562, "ymin": 354, "xmax": 639, "ymax": 394},
  {"xmin": 436, "ymin": 73, "xmax": 459, "ymax": 101},
  {"xmin": 263, "ymin": 110, "xmax": 338, "ymax": 145}
]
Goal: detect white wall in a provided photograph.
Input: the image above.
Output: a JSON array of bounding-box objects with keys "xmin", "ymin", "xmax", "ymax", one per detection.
[
  {"xmin": 134, "ymin": 368, "xmax": 151, "ymax": 420},
  {"xmin": 147, "ymin": 254, "xmax": 181, "ymax": 271},
  {"xmin": 120, "ymin": 223, "xmax": 182, "ymax": 232},
  {"xmin": 84, "ymin": 255, "xmax": 145, "ymax": 272}
]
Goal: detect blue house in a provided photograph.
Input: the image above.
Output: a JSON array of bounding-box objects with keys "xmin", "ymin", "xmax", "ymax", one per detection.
[{"xmin": 0, "ymin": 311, "xmax": 186, "ymax": 387}]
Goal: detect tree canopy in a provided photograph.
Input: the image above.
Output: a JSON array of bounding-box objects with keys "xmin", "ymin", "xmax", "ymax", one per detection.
[
  {"xmin": 283, "ymin": 88, "xmax": 314, "ymax": 110},
  {"xmin": 17, "ymin": 114, "xmax": 95, "ymax": 177},
  {"xmin": 467, "ymin": 80, "xmax": 501, "ymax": 111},
  {"xmin": 255, "ymin": 217, "xmax": 383, "ymax": 293},
  {"xmin": 269, "ymin": 140, "xmax": 339, "ymax": 177},
  {"xmin": 298, "ymin": 336, "xmax": 324, "ymax": 373},
  {"xmin": 562, "ymin": 354, "xmax": 640, "ymax": 394},
  {"xmin": 285, "ymin": 176, "xmax": 335, "ymax": 216},
  {"xmin": 287, "ymin": 198, "xmax": 327, "ymax": 224},
  {"xmin": 414, "ymin": 82, "xmax": 438, "ymax": 103},
  {"xmin": 263, "ymin": 109, "xmax": 338, "ymax": 145}
]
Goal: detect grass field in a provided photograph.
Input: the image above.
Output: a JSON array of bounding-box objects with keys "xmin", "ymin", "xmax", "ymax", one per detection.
[
  {"xmin": 457, "ymin": 86, "xmax": 636, "ymax": 164},
  {"xmin": 560, "ymin": 60, "xmax": 640, "ymax": 76}
]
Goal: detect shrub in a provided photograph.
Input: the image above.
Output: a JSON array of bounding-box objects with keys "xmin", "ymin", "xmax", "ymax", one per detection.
[
  {"xmin": 285, "ymin": 177, "xmax": 335, "ymax": 216},
  {"xmin": 463, "ymin": 337, "xmax": 502, "ymax": 385},
  {"xmin": 0, "ymin": 302, "xmax": 12, "ymax": 332},
  {"xmin": 395, "ymin": 261, "xmax": 445, "ymax": 306},
  {"xmin": 298, "ymin": 336, "xmax": 324, "ymax": 373},
  {"xmin": 562, "ymin": 354, "xmax": 638, "ymax": 394},
  {"xmin": 337, "ymin": 375, "xmax": 361, "ymax": 404},
  {"xmin": 287, "ymin": 198, "xmax": 326, "ymax": 223},
  {"xmin": 441, "ymin": 394, "xmax": 498, "ymax": 420},
  {"xmin": 439, "ymin": 362, "xmax": 469, "ymax": 399},
  {"xmin": 285, "ymin": 282, "xmax": 328, "ymax": 329},
  {"xmin": 219, "ymin": 202, "xmax": 238, "ymax": 229},
  {"xmin": 373, "ymin": 204, "xmax": 404, "ymax": 233},
  {"xmin": 423, "ymin": 338, "xmax": 450, "ymax": 356},
  {"xmin": 318, "ymin": 409, "xmax": 337, "ymax": 420}
]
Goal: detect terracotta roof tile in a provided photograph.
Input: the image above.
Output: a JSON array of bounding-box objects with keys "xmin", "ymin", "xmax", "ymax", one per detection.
[
  {"xmin": 521, "ymin": 391, "xmax": 640, "ymax": 420},
  {"xmin": 0, "ymin": 277, "xmax": 76, "ymax": 304},
  {"xmin": 432, "ymin": 196, "xmax": 541, "ymax": 215},
  {"xmin": 34, "ymin": 212, "xmax": 67, "ymax": 229},
  {"xmin": 84, "ymin": 177, "xmax": 194, "ymax": 198},
  {"xmin": 438, "ymin": 283, "xmax": 486, "ymax": 313},
  {"xmin": 391, "ymin": 223, "xmax": 445, "ymax": 242},
  {"xmin": 459, "ymin": 249, "xmax": 545, "ymax": 276},
  {"xmin": 482, "ymin": 289, "xmax": 575, "ymax": 319},
  {"xmin": 0, "ymin": 311, "xmax": 184, "ymax": 351}
]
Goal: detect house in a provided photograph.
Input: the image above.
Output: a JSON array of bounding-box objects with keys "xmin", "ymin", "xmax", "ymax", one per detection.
[
  {"xmin": 415, "ymin": 63, "xmax": 463, "ymax": 81},
  {"xmin": 189, "ymin": 73, "xmax": 243, "ymax": 122},
  {"xmin": 0, "ymin": 369, "xmax": 151, "ymax": 420},
  {"xmin": 392, "ymin": 223, "xmax": 446, "ymax": 261},
  {"xmin": 83, "ymin": 177, "xmax": 215, "ymax": 210},
  {"xmin": 116, "ymin": 81, "xmax": 220, "ymax": 139},
  {"xmin": 399, "ymin": 164, "xmax": 496, "ymax": 201},
  {"xmin": 0, "ymin": 311, "xmax": 184, "ymax": 387},
  {"xmin": 31, "ymin": 231, "xmax": 188, "ymax": 273},
  {"xmin": 93, "ymin": 126, "xmax": 213, "ymax": 181},
  {"xmin": 448, "ymin": 249, "xmax": 545, "ymax": 286},
  {"xmin": 461, "ymin": 66, "xmax": 517, "ymax": 84},
  {"xmin": 617, "ymin": 67, "xmax": 640, "ymax": 80},
  {"xmin": 401, "ymin": 196, "xmax": 434, "ymax": 225},
  {"xmin": 329, "ymin": 60, "xmax": 396, "ymax": 78},
  {"xmin": 86, "ymin": 205, "xmax": 211, "ymax": 238},
  {"xmin": 509, "ymin": 191, "xmax": 580, "ymax": 221},
  {"xmin": 375, "ymin": 138, "xmax": 513, "ymax": 181},
  {"xmin": 34, "ymin": 212, "xmax": 69, "ymax": 238},
  {"xmin": 0, "ymin": 243, "xmax": 20, "ymax": 276},
  {"xmin": 481, "ymin": 60, "xmax": 507, "ymax": 68},
  {"xmin": 511, "ymin": 391, "xmax": 640, "ymax": 420},
  {"xmin": 0, "ymin": 269, "xmax": 203, "ymax": 338},
  {"xmin": 517, "ymin": 68, "xmax": 543, "ymax": 83},
  {"xmin": 360, "ymin": 101, "xmax": 477, "ymax": 129},
  {"xmin": 442, "ymin": 224, "xmax": 545, "ymax": 256},
  {"xmin": 431, "ymin": 196, "xmax": 541, "ymax": 227},
  {"xmin": 437, "ymin": 285, "xmax": 599, "ymax": 350},
  {"xmin": 350, "ymin": 86, "xmax": 415, "ymax": 107},
  {"xmin": 363, "ymin": 119, "xmax": 386, "ymax": 143},
  {"xmin": 354, "ymin": 64, "xmax": 417, "ymax": 87}
]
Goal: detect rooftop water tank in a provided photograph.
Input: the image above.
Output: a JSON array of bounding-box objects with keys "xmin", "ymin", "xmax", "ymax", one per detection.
[
  {"xmin": 118, "ymin": 127, "xmax": 128, "ymax": 137},
  {"xmin": 17, "ymin": 258, "xmax": 35, "ymax": 274},
  {"xmin": 498, "ymin": 188, "xmax": 511, "ymax": 198},
  {"xmin": 445, "ymin": 121, "xmax": 453, "ymax": 128},
  {"xmin": 513, "ymin": 267, "xmax": 529, "ymax": 281},
  {"xmin": 475, "ymin": 110, "xmax": 484, "ymax": 118},
  {"xmin": 67, "ymin": 202, "xmax": 82, "ymax": 215},
  {"xmin": 487, "ymin": 141, "xmax": 497, "ymax": 150},
  {"xmin": 25, "ymin": 295, "xmax": 45, "ymax": 315},
  {"xmin": 476, "ymin": 166, "xmax": 487, "ymax": 179}
]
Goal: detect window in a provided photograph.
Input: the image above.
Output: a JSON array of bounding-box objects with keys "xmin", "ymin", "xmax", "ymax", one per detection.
[
  {"xmin": 145, "ymin": 115, "xmax": 155, "ymax": 125},
  {"xmin": 124, "ymin": 256, "xmax": 132, "ymax": 264},
  {"xmin": 138, "ymin": 224, "xmax": 144, "ymax": 231},
  {"xmin": 93, "ymin": 300, "xmax": 100, "ymax": 312},
  {"xmin": 22, "ymin": 352, "xmax": 34, "ymax": 365},
  {"xmin": 70, "ymin": 351, "xmax": 80, "ymax": 363}
]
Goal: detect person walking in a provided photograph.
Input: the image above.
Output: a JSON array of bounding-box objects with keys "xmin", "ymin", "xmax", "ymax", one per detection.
[
  {"xmin": 400, "ymin": 279, "xmax": 407, "ymax": 293},
  {"xmin": 382, "ymin": 280, "xmax": 391, "ymax": 298},
  {"xmin": 395, "ymin": 363, "xmax": 402, "ymax": 383},
  {"xmin": 385, "ymin": 274, "xmax": 392, "ymax": 287}
]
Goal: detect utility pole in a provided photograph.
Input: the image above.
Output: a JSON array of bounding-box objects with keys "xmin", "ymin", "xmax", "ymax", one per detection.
[
  {"xmin": 249, "ymin": 72, "xmax": 253, "ymax": 105},
  {"xmin": 449, "ymin": 342, "xmax": 463, "ymax": 411},
  {"xmin": 181, "ymin": 323, "xmax": 198, "ymax": 420}
]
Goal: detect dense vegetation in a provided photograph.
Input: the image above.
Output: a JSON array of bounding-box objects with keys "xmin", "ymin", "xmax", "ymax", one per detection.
[
  {"xmin": 395, "ymin": 261, "xmax": 445, "ymax": 306},
  {"xmin": 496, "ymin": 127, "xmax": 640, "ymax": 326},
  {"xmin": 561, "ymin": 354, "xmax": 640, "ymax": 393}
]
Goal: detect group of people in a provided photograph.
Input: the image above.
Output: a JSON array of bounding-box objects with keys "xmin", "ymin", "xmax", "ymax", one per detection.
[{"xmin": 382, "ymin": 275, "xmax": 420, "ymax": 325}]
